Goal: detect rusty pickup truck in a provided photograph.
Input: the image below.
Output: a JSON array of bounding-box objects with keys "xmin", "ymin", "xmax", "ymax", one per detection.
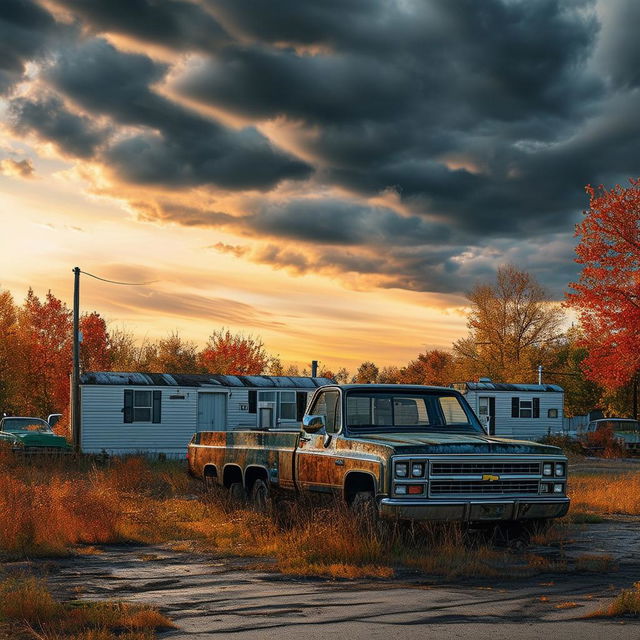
[{"xmin": 187, "ymin": 384, "xmax": 569, "ymax": 526}]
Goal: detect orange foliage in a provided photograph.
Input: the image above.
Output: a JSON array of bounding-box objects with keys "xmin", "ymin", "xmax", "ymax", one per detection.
[
  {"xmin": 199, "ymin": 328, "xmax": 269, "ymax": 375},
  {"xmin": 567, "ymin": 179, "xmax": 640, "ymax": 388},
  {"xmin": 398, "ymin": 349, "xmax": 455, "ymax": 386}
]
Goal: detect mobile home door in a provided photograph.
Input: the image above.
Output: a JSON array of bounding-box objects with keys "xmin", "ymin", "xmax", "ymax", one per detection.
[{"xmin": 197, "ymin": 393, "xmax": 227, "ymax": 431}]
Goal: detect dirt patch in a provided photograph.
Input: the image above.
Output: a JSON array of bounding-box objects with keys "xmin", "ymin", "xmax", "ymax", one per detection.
[{"xmin": 1, "ymin": 518, "xmax": 638, "ymax": 639}]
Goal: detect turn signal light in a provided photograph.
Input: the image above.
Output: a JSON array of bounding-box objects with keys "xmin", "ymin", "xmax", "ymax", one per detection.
[{"xmin": 408, "ymin": 485, "xmax": 424, "ymax": 495}]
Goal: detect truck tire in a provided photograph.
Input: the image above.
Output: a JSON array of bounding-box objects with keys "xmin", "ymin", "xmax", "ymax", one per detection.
[
  {"xmin": 250, "ymin": 478, "xmax": 271, "ymax": 514},
  {"xmin": 229, "ymin": 482, "xmax": 247, "ymax": 504}
]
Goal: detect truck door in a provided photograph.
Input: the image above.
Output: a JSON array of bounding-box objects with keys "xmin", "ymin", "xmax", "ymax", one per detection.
[{"xmin": 295, "ymin": 389, "xmax": 342, "ymax": 493}]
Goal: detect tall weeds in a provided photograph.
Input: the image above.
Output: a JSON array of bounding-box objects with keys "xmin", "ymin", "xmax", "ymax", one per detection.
[
  {"xmin": 0, "ymin": 575, "xmax": 173, "ymax": 639},
  {"xmin": 0, "ymin": 453, "xmax": 573, "ymax": 579},
  {"xmin": 570, "ymin": 473, "xmax": 640, "ymax": 515}
]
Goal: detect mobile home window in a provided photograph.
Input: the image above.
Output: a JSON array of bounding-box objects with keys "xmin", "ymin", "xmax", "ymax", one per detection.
[
  {"xmin": 511, "ymin": 396, "xmax": 540, "ymax": 419},
  {"xmin": 279, "ymin": 391, "xmax": 297, "ymax": 420},
  {"xmin": 124, "ymin": 389, "xmax": 161, "ymax": 423}
]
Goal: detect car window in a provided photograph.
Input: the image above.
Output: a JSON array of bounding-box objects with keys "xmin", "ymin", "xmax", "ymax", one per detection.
[
  {"xmin": 2, "ymin": 418, "xmax": 51, "ymax": 433},
  {"xmin": 309, "ymin": 390, "xmax": 341, "ymax": 433},
  {"xmin": 346, "ymin": 391, "xmax": 481, "ymax": 433}
]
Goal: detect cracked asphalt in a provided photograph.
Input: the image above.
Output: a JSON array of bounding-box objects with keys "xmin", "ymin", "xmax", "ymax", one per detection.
[{"xmin": 9, "ymin": 517, "xmax": 638, "ymax": 639}]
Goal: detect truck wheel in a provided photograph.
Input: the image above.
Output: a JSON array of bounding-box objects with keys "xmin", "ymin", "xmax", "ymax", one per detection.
[
  {"xmin": 250, "ymin": 478, "xmax": 271, "ymax": 514},
  {"xmin": 229, "ymin": 482, "xmax": 247, "ymax": 504}
]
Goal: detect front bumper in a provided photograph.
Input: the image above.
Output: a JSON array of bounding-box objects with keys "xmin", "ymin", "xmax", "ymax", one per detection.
[{"xmin": 379, "ymin": 497, "xmax": 570, "ymax": 522}]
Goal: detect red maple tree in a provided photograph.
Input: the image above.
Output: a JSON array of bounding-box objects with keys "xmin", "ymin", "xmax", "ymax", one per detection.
[{"xmin": 566, "ymin": 179, "xmax": 640, "ymax": 388}]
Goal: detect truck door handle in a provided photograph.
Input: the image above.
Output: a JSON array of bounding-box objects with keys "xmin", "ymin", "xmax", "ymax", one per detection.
[{"xmin": 335, "ymin": 459, "xmax": 344, "ymax": 466}]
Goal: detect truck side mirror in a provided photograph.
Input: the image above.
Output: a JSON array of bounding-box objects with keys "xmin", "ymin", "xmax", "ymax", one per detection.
[{"xmin": 302, "ymin": 415, "xmax": 326, "ymax": 434}]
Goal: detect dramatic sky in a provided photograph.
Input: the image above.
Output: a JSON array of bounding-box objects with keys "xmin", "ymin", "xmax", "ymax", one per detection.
[{"xmin": 1, "ymin": 0, "xmax": 638, "ymax": 368}]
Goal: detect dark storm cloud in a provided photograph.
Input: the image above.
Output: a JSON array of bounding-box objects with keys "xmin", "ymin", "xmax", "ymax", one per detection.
[
  {"xmin": 247, "ymin": 199, "xmax": 452, "ymax": 246},
  {"xmin": 0, "ymin": 0, "xmax": 60, "ymax": 92},
  {"xmin": 133, "ymin": 197, "xmax": 453, "ymax": 248},
  {"xmin": 50, "ymin": 0, "xmax": 230, "ymax": 52},
  {"xmin": 46, "ymin": 38, "xmax": 311, "ymax": 188},
  {"xmin": 179, "ymin": 0, "xmax": 604, "ymax": 238},
  {"xmin": 9, "ymin": 95, "xmax": 109, "ymax": 157},
  {"xmin": 4, "ymin": 0, "xmax": 639, "ymax": 296}
]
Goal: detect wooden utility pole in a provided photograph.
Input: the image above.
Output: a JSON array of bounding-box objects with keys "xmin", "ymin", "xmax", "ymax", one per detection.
[{"xmin": 71, "ymin": 267, "xmax": 81, "ymax": 452}]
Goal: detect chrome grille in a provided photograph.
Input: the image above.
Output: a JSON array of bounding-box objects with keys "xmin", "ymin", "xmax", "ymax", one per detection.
[
  {"xmin": 430, "ymin": 462, "xmax": 540, "ymax": 475},
  {"xmin": 430, "ymin": 480, "xmax": 539, "ymax": 495}
]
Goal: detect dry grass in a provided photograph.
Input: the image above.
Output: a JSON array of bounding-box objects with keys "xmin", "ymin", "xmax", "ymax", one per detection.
[
  {"xmin": 0, "ymin": 452, "xmax": 582, "ymax": 580},
  {"xmin": 0, "ymin": 575, "xmax": 173, "ymax": 639},
  {"xmin": 0, "ymin": 455, "xmax": 193, "ymax": 558},
  {"xmin": 569, "ymin": 472, "xmax": 640, "ymax": 516},
  {"xmin": 574, "ymin": 553, "xmax": 616, "ymax": 573},
  {"xmin": 588, "ymin": 582, "xmax": 640, "ymax": 618}
]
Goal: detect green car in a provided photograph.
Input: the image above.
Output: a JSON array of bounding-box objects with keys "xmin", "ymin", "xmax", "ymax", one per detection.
[{"xmin": 0, "ymin": 415, "xmax": 71, "ymax": 452}]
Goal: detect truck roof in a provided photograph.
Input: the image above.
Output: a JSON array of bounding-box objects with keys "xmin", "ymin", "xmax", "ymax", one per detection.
[{"xmin": 320, "ymin": 384, "xmax": 461, "ymax": 393}]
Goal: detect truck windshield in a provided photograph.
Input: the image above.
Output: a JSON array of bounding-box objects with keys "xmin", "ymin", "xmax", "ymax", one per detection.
[
  {"xmin": 595, "ymin": 420, "xmax": 640, "ymax": 433},
  {"xmin": 345, "ymin": 391, "xmax": 483, "ymax": 433},
  {"xmin": 2, "ymin": 418, "xmax": 52, "ymax": 433}
]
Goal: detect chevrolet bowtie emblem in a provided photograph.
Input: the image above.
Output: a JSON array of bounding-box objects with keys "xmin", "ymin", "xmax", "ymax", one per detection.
[{"xmin": 482, "ymin": 474, "xmax": 500, "ymax": 482}]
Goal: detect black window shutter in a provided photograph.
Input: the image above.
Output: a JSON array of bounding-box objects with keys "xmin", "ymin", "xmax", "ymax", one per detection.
[
  {"xmin": 533, "ymin": 397, "xmax": 540, "ymax": 419},
  {"xmin": 296, "ymin": 392, "xmax": 308, "ymax": 421},
  {"xmin": 124, "ymin": 389, "xmax": 133, "ymax": 423},
  {"xmin": 152, "ymin": 390, "xmax": 162, "ymax": 423},
  {"xmin": 511, "ymin": 397, "xmax": 520, "ymax": 418},
  {"xmin": 248, "ymin": 390, "xmax": 257, "ymax": 414}
]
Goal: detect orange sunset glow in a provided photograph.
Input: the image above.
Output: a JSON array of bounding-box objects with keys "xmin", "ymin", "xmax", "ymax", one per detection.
[{"xmin": 1, "ymin": 0, "xmax": 635, "ymax": 369}]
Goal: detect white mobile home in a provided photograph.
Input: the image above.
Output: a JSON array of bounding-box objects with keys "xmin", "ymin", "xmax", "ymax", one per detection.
[
  {"xmin": 79, "ymin": 371, "xmax": 333, "ymax": 457},
  {"xmin": 451, "ymin": 381, "xmax": 564, "ymax": 440}
]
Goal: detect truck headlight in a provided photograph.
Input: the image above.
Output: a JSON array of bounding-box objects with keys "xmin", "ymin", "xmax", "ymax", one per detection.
[
  {"xmin": 554, "ymin": 462, "xmax": 565, "ymax": 477},
  {"xmin": 411, "ymin": 463, "xmax": 425, "ymax": 477},
  {"xmin": 542, "ymin": 462, "xmax": 553, "ymax": 476},
  {"xmin": 553, "ymin": 483, "xmax": 564, "ymax": 494},
  {"xmin": 395, "ymin": 484, "xmax": 407, "ymax": 495},
  {"xmin": 395, "ymin": 462, "xmax": 408, "ymax": 478}
]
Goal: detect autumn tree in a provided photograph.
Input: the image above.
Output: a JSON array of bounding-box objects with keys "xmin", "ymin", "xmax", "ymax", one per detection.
[
  {"xmin": 398, "ymin": 349, "xmax": 455, "ymax": 386},
  {"xmin": 147, "ymin": 331, "xmax": 198, "ymax": 373},
  {"xmin": 199, "ymin": 328, "xmax": 270, "ymax": 375},
  {"xmin": 15, "ymin": 289, "xmax": 73, "ymax": 416},
  {"xmin": 354, "ymin": 361, "xmax": 379, "ymax": 383},
  {"xmin": 453, "ymin": 265, "xmax": 564, "ymax": 382},
  {"xmin": 0, "ymin": 290, "xmax": 19, "ymax": 414},
  {"xmin": 79, "ymin": 312, "xmax": 111, "ymax": 372},
  {"xmin": 544, "ymin": 327, "xmax": 602, "ymax": 417},
  {"xmin": 566, "ymin": 180, "xmax": 640, "ymax": 390},
  {"xmin": 378, "ymin": 366, "xmax": 400, "ymax": 384}
]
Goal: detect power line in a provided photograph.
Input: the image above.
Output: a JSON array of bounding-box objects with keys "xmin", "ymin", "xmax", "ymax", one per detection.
[{"xmin": 80, "ymin": 270, "xmax": 158, "ymax": 286}]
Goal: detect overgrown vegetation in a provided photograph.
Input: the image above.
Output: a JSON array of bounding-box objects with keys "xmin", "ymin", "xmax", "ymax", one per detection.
[
  {"xmin": 569, "ymin": 472, "xmax": 640, "ymax": 516},
  {"xmin": 0, "ymin": 575, "xmax": 173, "ymax": 639},
  {"xmin": 0, "ymin": 452, "xmax": 599, "ymax": 582},
  {"xmin": 588, "ymin": 582, "xmax": 640, "ymax": 618}
]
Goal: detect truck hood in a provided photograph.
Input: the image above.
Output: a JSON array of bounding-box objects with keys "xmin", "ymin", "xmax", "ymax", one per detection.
[
  {"xmin": 353, "ymin": 432, "xmax": 561, "ymax": 455},
  {"xmin": 11, "ymin": 432, "xmax": 71, "ymax": 449}
]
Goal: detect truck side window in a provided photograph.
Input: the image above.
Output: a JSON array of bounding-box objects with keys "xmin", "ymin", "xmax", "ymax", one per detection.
[{"xmin": 309, "ymin": 391, "xmax": 341, "ymax": 433}]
